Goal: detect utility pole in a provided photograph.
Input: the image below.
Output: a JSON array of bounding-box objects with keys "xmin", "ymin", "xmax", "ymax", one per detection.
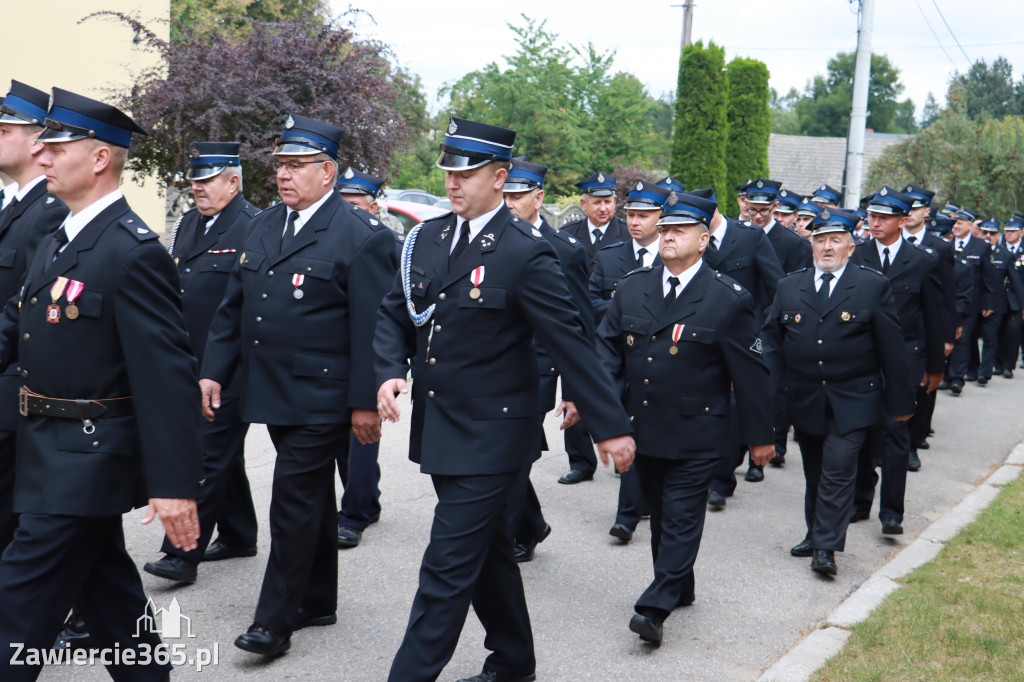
[
  {"xmin": 673, "ymin": 3, "xmax": 696, "ymax": 51},
  {"xmin": 844, "ymin": 0, "xmax": 874, "ymax": 209}
]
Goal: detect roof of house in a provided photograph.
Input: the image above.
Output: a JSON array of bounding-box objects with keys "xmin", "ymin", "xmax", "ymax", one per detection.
[{"xmin": 768, "ymin": 132, "xmax": 912, "ymax": 197}]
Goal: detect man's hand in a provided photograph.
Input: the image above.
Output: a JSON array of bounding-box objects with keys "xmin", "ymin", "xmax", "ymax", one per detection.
[
  {"xmin": 944, "ymin": 342, "xmax": 954, "ymax": 357},
  {"xmin": 377, "ymin": 378, "xmax": 408, "ymax": 423},
  {"xmin": 199, "ymin": 378, "xmax": 221, "ymax": 422},
  {"xmin": 955, "ymin": 325, "xmax": 962, "ymax": 340},
  {"xmin": 554, "ymin": 401, "xmax": 580, "ymax": 430},
  {"xmin": 596, "ymin": 434, "xmax": 636, "ymax": 473},
  {"xmin": 352, "ymin": 408, "xmax": 381, "ymax": 445},
  {"xmin": 982, "ymin": 309, "xmax": 994, "ymax": 318},
  {"xmin": 749, "ymin": 444, "xmax": 774, "ymax": 467},
  {"xmin": 922, "ymin": 372, "xmax": 943, "ymax": 394},
  {"xmin": 142, "ymin": 498, "xmax": 199, "ymax": 551},
  {"xmin": 894, "ymin": 414, "xmax": 914, "ymax": 422}
]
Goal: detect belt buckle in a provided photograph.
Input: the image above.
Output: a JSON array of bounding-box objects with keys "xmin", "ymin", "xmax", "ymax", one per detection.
[{"xmin": 18, "ymin": 388, "xmax": 27, "ymax": 417}]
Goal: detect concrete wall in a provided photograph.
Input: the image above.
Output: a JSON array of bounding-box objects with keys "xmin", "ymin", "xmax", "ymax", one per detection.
[{"xmin": 2, "ymin": 1, "xmax": 168, "ymax": 232}]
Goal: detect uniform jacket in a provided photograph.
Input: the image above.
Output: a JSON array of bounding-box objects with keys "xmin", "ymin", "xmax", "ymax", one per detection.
[
  {"xmin": 0, "ymin": 179, "xmax": 68, "ymax": 432},
  {"xmin": 952, "ymin": 253, "xmax": 975, "ymax": 321},
  {"xmin": 764, "ymin": 220, "xmax": 813, "ymax": 275},
  {"xmin": 915, "ymin": 231, "xmax": 956, "ymax": 343},
  {"xmin": 169, "ymin": 193, "xmax": 259, "ymax": 372},
  {"xmin": 954, "ymin": 236, "xmax": 997, "ymax": 314},
  {"xmin": 536, "ymin": 218, "xmax": 592, "ymax": 411},
  {"xmin": 202, "ymin": 191, "xmax": 398, "ymax": 425},
  {"xmin": 597, "ymin": 263, "xmax": 773, "ymax": 458},
  {"xmin": 762, "ymin": 265, "xmax": 915, "ymax": 436},
  {"xmin": 703, "ymin": 218, "xmax": 784, "ymax": 319},
  {"xmin": 852, "ymin": 240, "xmax": 945, "ymax": 374},
  {"xmin": 374, "ymin": 204, "xmax": 633, "ymax": 475},
  {"xmin": 0, "ymin": 197, "xmax": 202, "ymax": 515},
  {"xmin": 560, "ymin": 215, "xmax": 629, "ymax": 266},
  {"xmin": 588, "ymin": 240, "xmax": 663, "ymax": 324},
  {"xmin": 985, "ymin": 242, "xmax": 1024, "ymax": 314},
  {"xmin": 1004, "ymin": 242, "xmax": 1024, "ymax": 310}
]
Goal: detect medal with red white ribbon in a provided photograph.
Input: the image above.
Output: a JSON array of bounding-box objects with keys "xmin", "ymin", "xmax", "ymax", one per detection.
[
  {"xmin": 292, "ymin": 274, "xmax": 305, "ymax": 300},
  {"xmin": 47, "ymin": 277, "xmax": 68, "ymax": 324},
  {"xmin": 669, "ymin": 323, "xmax": 684, "ymax": 355},
  {"xmin": 64, "ymin": 280, "xmax": 84, "ymax": 320},
  {"xmin": 469, "ymin": 265, "xmax": 485, "ymax": 300}
]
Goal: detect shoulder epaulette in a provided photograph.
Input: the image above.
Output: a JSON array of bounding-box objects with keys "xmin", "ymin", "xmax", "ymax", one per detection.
[
  {"xmin": 620, "ymin": 266, "xmax": 651, "ymax": 279},
  {"xmin": 348, "ymin": 203, "xmax": 388, "ymax": 232},
  {"xmin": 120, "ymin": 215, "xmax": 158, "ymax": 241},
  {"xmin": 510, "ymin": 215, "xmax": 542, "ymax": 239},
  {"xmin": 599, "ymin": 240, "xmax": 626, "ymax": 251},
  {"xmin": 712, "ymin": 271, "xmax": 745, "ymax": 295}
]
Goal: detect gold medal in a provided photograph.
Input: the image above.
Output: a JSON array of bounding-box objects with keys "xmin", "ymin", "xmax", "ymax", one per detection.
[
  {"xmin": 794, "ymin": 313, "xmax": 801, "ymax": 323},
  {"xmin": 841, "ymin": 311, "xmax": 851, "ymax": 321},
  {"xmin": 469, "ymin": 287, "xmax": 481, "ymax": 299},
  {"xmin": 669, "ymin": 345, "xmax": 679, "ymax": 355},
  {"xmin": 64, "ymin": 303, "xmax": 79, "ymax": 320},
  {"xmin": 626, "ymin": 334, "xmax": 634, "ymax": 346}
]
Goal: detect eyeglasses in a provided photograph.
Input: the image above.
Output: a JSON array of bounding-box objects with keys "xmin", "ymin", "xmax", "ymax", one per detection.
[
  {"xmin": 274, "ymin": 159, "xmax": 324, "ymax": 173},
  {"xmin": 747, "ymin": 206, "xmax": 775, "ymax": 216}
]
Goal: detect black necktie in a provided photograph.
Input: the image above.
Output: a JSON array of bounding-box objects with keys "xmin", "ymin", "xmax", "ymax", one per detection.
[
  {"xmin": 52, "ymin": 226, "xmax": 69, "ymax": 262},
  {"xmin": 196, "ymin": 214, "xmax": 211, "ymax": 244},
  {"xmin": 636, "ymin": 247, "xmax": 647, "ymax": 268},
  {"xmin": 881, "ymin": 247, "xmax": 891, "ymax": 274},
  {"xmin": 281, "ymin": 211, "xmax": 299, "ymax": 251},
  {"xmin": 592, "ymin": 228, "xmax": 602, "ymax": 245},
  {"xmin": 706, "ymin": 235, "xmax": 719, "ymax": 261},
  {"xmin": 907, "ymin": 235, "xmax": 917, "ymax": 244},
  {"xmin": 665, "ymin": 276, "xmax": 680, "ymax": 307},
  {"xmin": 818, "ymin": 272, "xmax": 833, "ymax": 308},
  {"xmin": 449, "ymin": 220, "xmax": 470, "ymax": 270},
  {"xmin": 957, "ymin": 240, "xmax": 964, "ymax": 251}
]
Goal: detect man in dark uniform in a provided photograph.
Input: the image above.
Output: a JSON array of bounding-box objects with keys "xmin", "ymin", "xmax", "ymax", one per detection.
[
  {"xmin": 590, "ymin": 180, "xmax": 670, "ymax": 544},
  {"xmin": 976, "ymin": 218, "xmax": 1023, "ymax": 384},
  {"xmin": 0, "ymin": 80, "xmax": 68, "ymax": 555},
  {"xmin": 996, "ymin": 215, "xmax": 1024, "ymax": 377},
  {"xmin": 810, "ymin": 183, "xmax": 843, "ymax": 209},
  {"xmin": 948, "ymin": 207, "xmax": 996, "ymax": 394},
  {"xmin": 0, "ymin": 88, "xmax": 202, "ymax": 680},
  {"xmin": 200, "ymin": 114, "xmax": 398, "ymax": 656},
  {"xmin": 900, "ymin": 185, "xmax": 955, "ymax": 456},
  {"xmin": 851, "ymin": 187, "xmax": 944, "ymax": 535},
  {"xmin": 656, "ymin": 175, "xmax": 685, "ymax": 193},
  {"xmin": 773, "ymin": 189, "xmax": 801, "ymax": 232},
  {"xmin": 141, "ymin": 142, "xmax": 260, "ymax": 584},
  {"xmin": 597, "ymin": 190, "xmax": 774, "ymax": 645},
  {"xmin": 690, "ymin": 187, "xmax": 783, "ymax": 504},
  {"xmin": 374, "ymin": 116, "xmax": 635, "ymax": 682},
  {"xmin": 762, "ymin": 207, "xmax": 914, "ymax": 575},
  {"xmin": 794, "ymin": 197, "xmax": 820, "ymax": 240},
  {"xmin": 333, "ymin": 166, "xmax": 390, "ymax": 549},
  {"xmin": 501, "ymin": 157, "xmax": 591, "ymax": 562},
  {"xmin": 744, "ymin": 179, "xmax": 813, "ymax": 469},
  {"xmin": 555, "ymin": 171, "xmax": 628, "ymax": 485}
]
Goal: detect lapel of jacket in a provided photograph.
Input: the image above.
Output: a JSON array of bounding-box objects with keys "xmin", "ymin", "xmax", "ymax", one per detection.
[
  {"xmin": 189, "ymin": 194, "xmax": 247, "ymax": 259},
  {"xmin": 799, "ymin": 269, "xmax": 822, "ymax": 313},
  {"xmin": 652, "ymin": 263, "xmax": 710, "ymax": 332},
  {"xmin": 33, "ymin": 198, "xmax": 129, "ymax": 297},
  {"xmin": 272, "ymin": 192, "xmax": 341, "ymax": 264},
  {"xmin": 442, "ymin": 205, "xmax": 512, "ymax": 289},
  {"xmin": 823, "ymin": 266, "xmax": 856, "ymax": 316},
  {"xmin": 885, "ymin": 242, "xmax": 913, "ymax": 281},
  {"xmin": 430, "ymin": 213, "xmax": 459, "ymax": 281},
  {"xmin": 0, "ymin": 181, "xmax": 46, "ymax": 237}
]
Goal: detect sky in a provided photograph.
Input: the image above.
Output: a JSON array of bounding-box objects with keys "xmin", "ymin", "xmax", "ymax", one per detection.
[{"xmin": 333, "ymin": 0, "xmax": 1024, "ymax": 119}]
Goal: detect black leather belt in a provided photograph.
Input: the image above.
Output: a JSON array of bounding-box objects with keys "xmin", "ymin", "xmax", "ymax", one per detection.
[{"xmin": 19, "ymin": 386, "xmax": 134, "ymax": 419}]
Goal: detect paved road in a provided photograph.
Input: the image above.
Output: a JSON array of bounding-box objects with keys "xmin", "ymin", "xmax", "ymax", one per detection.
[{"xmin": 40, "ymin": 372, "xmax": 1024, "ymax": 681}]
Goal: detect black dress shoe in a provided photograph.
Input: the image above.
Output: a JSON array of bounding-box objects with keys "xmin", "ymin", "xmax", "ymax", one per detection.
[
  {"xmin": 707, "ymin": 490, "xmax": 726, "ymax": 510},
  {"xmin": 53, "ymin": 611, "xmax": 90, "ymax": 650},
  {"xmin": 849, "ymin": 508, "xmax": 870, "ymax": 523},
  {"xmin": 369, "ymin": 511, "xmax": 381, "ymax": 524},
  {"xmin": 456, "ymin": 670, "xmax": 536, "ymax": 682},
  {"xmin": 629, "ymin": 612, "xmax": 664, "ymax": 644},
  {"xmin": 769, "ymin": 453, "xmax": 785, "ymax": 467},
  {"xmin": 609, "ymin": 523, "xmax": 633, "ymax": 543},
  {"xmin": 790, "ymin": 538, "xmax": 813, "ymax": 557},
  {"xmin": 908, "ymin": 452, "xmax": 922, "ymax": 472},
  {"xmin": 1004, "ymin": 369, "xmax": 1014, "ymax": 379},
  {"xmin": 950, "ymin": 381, "xmax": 963, "ymax": 395},
  {"xmin": 234, "ymin": 623, "xmax": 290, "ymax": 656},
  {"xmin": 203, "ymin": 540, "xmax": 257, "ymax": 562},
  {"xmin": 913, "ymin": 440, "xmax": 930, "ymax": 450},
  {"xmin": 811, "ymin": 549, "xmax": 837, "ymax": 575},
  {"xmin": 927, "ymin": 427, "xmax": 935, "ymax": 436},
  {"xmin": 294, "ymin": 609, "xmax": 337, "ymax": 631},
  {"xmin": 677, "ymin": 591, "xmax": 695, "ymax": 608},
  {"xmin": 965, "ymin": 374, "xmax": 977, "ymax": 382},
  {"xmin": 512, "ymin": 524, "xmax": 551, "ymax": 563},
  {"xmin": 143, "ymin": 555, "xmax": 197, "ymax": 583},
  {"xmin": 337, "ymin": 526, "xmax": 362, "ymax": 549},
  {"xmin": 977, "ymin": 377, "xmax": 989, "ymax": 385},
  {"xmin": 938, "ymin": 380, "xmax": 950, "ymax": 390},
  {"xmin": 881, "ymin": 519, "xmax": 904, "ymax": 535},
  {"xmin": 744, "ymin": 465, "xmax": 764, "ymax": 482},
  {"xmin": 558, "ymin": 469, "xmax": 593, "ymax": 484}
]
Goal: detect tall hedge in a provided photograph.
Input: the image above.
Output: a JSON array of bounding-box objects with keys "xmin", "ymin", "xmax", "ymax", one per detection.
[
  {"xmin": 671, "ymin": 41, "xmax": 729, "ymax": 208},
  {"xmin": 725, "ymin": 57, "xmax": 771, "ymax": 217}
]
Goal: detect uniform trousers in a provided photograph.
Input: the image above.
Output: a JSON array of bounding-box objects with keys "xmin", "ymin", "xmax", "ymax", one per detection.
[
  {"xmin": 854, "ymin": 410, "xmax": 910, "ymax": 524},
  {"xmin": 612, "ymin": 466, "xmax": 646, "ymax": 532},
  {"xmin": 213, "ymin": 450, "xmax": 258, "ymax": 548},
  {"xmin": 162, "ymin": 395, "xmax": 253, "ymax": 562},
  {"xmin": 337, "ymin": 434, "xmax": 382, "ymax": 531},
  {"xmin": 997, "ymin": 309, "xmax": 1022, "ymax": 371},
  {"xmin": 908, "ymin": 383, "xmax": 931, "ymax": 449},
  {"xmin": 505, "ymin": 461, "xmax": 548, "ymax": 546},
  {"xmin": 389, "ymin": 470, "xmax": 534, "ymax": 682},
  {"xmin": 0, "ymin": 430, "xmax": 16, "ymax": 555},
  {"xmin": 254, "ymin": 423, "xmax": 346, "ymax": 635},
  {"xmin": 978, "ymin": 311, "xmax": 1004, "ymax": 380},
  {"xmin": 563, "ymin": 421, "xmax": 596, "ymax": 475},
  {"xmin": 950, "ymin": 311, "xmax": 981, "ymax": 381},
  {"xmin": 633, "ymin": 453, "xmax": 717, "ymax": 615},
  {"xmin": 709, "ymin": 393, "xmax": 747, "ymax": 496},
  {"xmin": 0, "ymin": 514, "xmax": 169, "ymax": 681},
  {"xmin": 796, "ymin": 414, "xmax": 868, "ymax": 552}
]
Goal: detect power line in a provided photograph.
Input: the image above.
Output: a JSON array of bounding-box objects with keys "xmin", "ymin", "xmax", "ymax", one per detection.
[
  {"xmin": 912, "ymin": 0, "xmax": 958, "ymax": 70},
  {"xmin": 930, "ymin": 0, "xmax": 971, "ymax": 66},
  {"xmin": 721, "ymin": 41, "xmax": 1023, "ymax": 52}
]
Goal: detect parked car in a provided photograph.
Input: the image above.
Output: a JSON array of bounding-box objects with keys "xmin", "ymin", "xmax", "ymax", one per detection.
[
  {"xmin": 384, "ymin": 199, "xmax": 449, "ymax": 234},
  {"xmin": 433, "ymin": 197, "xmax": 451, "ymax": 211},
  {"xmin": 380, "ymin": 188, "xmax": 443, "ymax": 206}
]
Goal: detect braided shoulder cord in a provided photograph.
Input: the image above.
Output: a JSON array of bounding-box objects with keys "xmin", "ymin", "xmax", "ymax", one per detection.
[
  {"xmin": 167, "ymin": 212, "xmax": 184, "ymax": 256},
  {"xmin": 402, "ymin": 223, "xmax": 435, "ymax": 326}
]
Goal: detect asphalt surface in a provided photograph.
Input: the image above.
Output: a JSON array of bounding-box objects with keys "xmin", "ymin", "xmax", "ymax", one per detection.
[{"xmin": 39, "ymin": 370, "xmax": 1024, "ymax": 681}]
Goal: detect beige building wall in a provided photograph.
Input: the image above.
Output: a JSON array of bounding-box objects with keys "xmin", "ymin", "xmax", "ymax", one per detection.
[{"xmin": 2, "ymin": 1, "xmax": 169, "ymax": 232}]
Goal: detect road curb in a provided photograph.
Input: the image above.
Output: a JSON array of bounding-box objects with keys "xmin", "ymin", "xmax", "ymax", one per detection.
[{"xmin": 758, "ymin": 452, "xmax": 1024, "ymax": 682}]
